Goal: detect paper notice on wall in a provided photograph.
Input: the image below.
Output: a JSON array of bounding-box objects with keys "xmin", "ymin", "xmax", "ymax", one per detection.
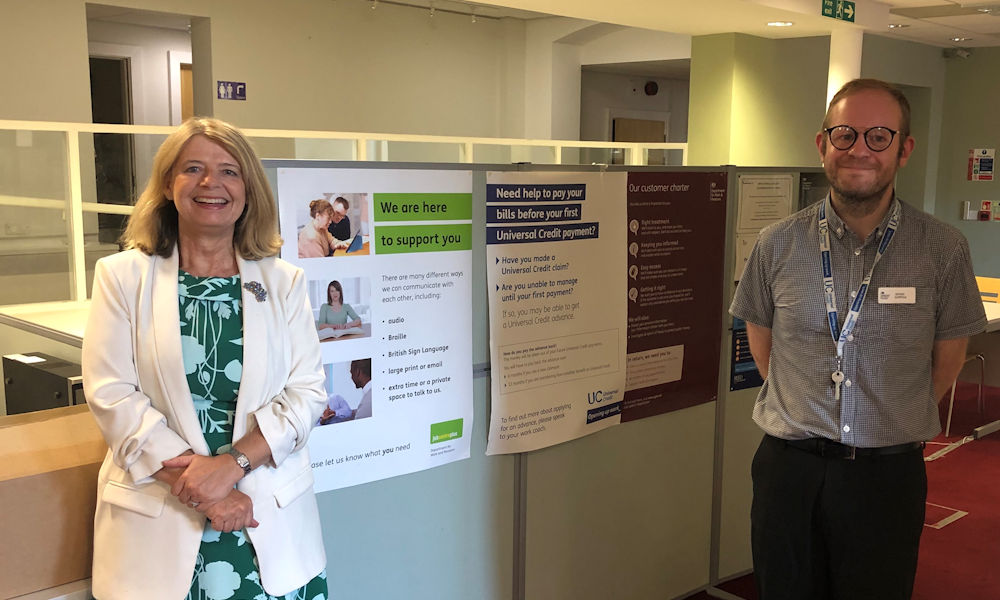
[
  {"xmin": 736, "ymin": 174, "xmax": 794, "ymax": 233},
  {"xmin": 969, "ymin": 148, "xmax": 995, "ymax": 181},
  {"xmin": 485, "ymin": 171, "xmax": 627, "ymax": 455},
  {"xmin": 272, "ymin": 166, "xmax": 473, "ymax": 491}
]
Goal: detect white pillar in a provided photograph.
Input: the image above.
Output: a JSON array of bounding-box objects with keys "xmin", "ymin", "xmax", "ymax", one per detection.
[{"xmin": 826, "ymin": 28, "xmax": 864, "ymax": 106}]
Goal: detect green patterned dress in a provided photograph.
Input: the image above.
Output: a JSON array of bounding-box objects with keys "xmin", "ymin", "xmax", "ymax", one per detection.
[{"xmin": 178, "ymin": 271, "xmax": 328, "ymax": 600}]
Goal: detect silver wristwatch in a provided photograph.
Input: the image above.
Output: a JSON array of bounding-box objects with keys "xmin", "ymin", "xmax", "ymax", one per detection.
[{"xmin": 227, "ymin": 447, "xmax": 252, "ymax": 476}]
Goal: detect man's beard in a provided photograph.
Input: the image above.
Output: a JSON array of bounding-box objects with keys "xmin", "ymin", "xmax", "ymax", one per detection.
[
  {"xmin": 825, "ymin": 156, "xmax": 899, "ymax": 217},
  {"xmin": 830, "ymin": 178, "xmax": 893, "ymax": 217}
]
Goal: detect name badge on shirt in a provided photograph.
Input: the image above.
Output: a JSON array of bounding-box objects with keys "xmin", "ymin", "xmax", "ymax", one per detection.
[{"xmin": 878, "ymin": 287, "xmax": 916, "ymax": 304}]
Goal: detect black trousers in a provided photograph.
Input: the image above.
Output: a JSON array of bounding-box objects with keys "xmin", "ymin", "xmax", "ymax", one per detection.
[{"xmin": 751, "ymin": 434, "xmax": 927, "ymax": 600}]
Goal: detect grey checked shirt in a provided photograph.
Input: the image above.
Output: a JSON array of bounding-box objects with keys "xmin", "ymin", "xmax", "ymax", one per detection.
[{"xmin": 731, "ymin": 196, "xmax": 987, "ymax": 446}]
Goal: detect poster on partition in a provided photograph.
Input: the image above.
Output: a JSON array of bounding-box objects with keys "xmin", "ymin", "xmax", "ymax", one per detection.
[
  {"xmin": 734, "ymin": 173, "xmax": 796, "ymax": 281},
  {"xmin": 622, "ymin": 171, "xmax": 728, "ymax": 420},
  {"xmin": 736, "ymin": 173, "xmax": 794, "ymax": 233},
  {"xmin": 730, "ymin": 317, "xmax": 764, "ymax": 391},
  {"xmin": 273, "ymin": 166, "xmax": 473, "ymax": 491},
  {"xmin": 485, "ymin": 171, "xmax": 628, "ymax": 455}
]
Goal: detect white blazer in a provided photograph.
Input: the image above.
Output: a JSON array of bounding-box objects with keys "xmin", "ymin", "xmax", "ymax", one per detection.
[{"xmin": 82, "ymin": 248, "xmax": 327, "ymax": 600}]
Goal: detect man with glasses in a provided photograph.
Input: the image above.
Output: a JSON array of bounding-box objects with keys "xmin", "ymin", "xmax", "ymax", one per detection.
[
  {"xmin": 327, "ymin": 196, "xmax": 352, "ymax": 242},
  {"xmin": 731, "ymin": 79, "xmax": 986, "ymax": 599}
]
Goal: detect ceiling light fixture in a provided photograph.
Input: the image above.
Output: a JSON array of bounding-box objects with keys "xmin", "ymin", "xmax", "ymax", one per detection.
[
  {"xmin": 951, "ymin": 36, "xmax": 971, "ymax": 42},
  {"xmin": 976, "ymin": 7, "xmax": 993, "ymax": 13},
  {"xmin": 370, "ymin": 0, "xmax": 377, "ymax": 10},
  {"xmin": 429, "ymin": 0, "xmax": 435, "ymax": 18},
  {"xmin": 887, "ymin": 23, "xmax": 909, "ymax": 29},
  {"xmin": 767, "ymin": 21, "xmax": 794, "ymax": 27}
]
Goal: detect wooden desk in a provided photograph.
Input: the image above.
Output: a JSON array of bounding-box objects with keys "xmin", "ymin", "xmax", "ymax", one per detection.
[
  {"xmin": 960, "ymin": 302, "xmax": 1000, "ymax": 438},
  {"xmin": 984, "ymin": 302, "xmax": 1000, "ymax": 333}
]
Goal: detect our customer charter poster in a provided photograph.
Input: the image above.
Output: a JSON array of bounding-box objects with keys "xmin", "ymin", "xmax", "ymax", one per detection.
[
  {"xmin": 272, "ymin": 166, "xmax": 474, "ymax": 491},
  {"xmin": 485, "ymin": 171, "xmax": 628, "ymax": 455},
  {"xmin": 623, "ymin": 171, "xmax": 728, "ymax": 420}
]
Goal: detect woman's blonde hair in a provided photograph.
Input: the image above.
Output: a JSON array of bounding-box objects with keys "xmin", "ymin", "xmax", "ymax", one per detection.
[{"xmin": 121, "ymin": 117, "xmax": 282, "ymax": 259}]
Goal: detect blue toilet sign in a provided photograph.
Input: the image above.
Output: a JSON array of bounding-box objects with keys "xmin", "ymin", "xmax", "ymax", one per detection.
[{"xmin": 217, "ymin": 81, "xmax": 246, "ymax": 101}]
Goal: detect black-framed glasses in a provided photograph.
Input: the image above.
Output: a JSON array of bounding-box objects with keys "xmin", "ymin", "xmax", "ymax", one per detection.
[{"xmin": 824, "ymin": 125, "xmax": 898, "ymax": 152}]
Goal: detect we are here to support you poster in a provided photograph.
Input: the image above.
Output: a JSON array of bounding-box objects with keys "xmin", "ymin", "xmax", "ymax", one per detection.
[{"xmin": 274, "ymin": 166, "xmax": 473, "ymax": 491}]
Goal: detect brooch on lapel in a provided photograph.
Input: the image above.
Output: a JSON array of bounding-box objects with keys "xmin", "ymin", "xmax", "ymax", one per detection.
[{"xmin": 243, "ymin": 281, "xmax": 267, "ymax": 302}]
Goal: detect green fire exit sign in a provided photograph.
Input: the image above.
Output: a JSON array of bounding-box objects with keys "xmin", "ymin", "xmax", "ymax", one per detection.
[{"xmin": 822, "ymin": 0, "xmax": 856, "ymax": 22}]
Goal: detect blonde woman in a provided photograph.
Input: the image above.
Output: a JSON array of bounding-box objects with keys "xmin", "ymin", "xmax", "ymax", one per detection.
[{"xmin": 82, "ymin": 118, "xmax": 328, "ymax": 600}]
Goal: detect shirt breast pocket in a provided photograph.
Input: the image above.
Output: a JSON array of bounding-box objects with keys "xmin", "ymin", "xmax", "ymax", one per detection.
[{"xmin": 867, "ymin": 285, "xmax": 936, "ymax": 346}]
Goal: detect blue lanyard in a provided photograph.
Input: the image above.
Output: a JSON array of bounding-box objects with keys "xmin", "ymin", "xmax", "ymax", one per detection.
[{"xmin": 819, "ymin": 198, "xmax": 899, "ymax": 366}]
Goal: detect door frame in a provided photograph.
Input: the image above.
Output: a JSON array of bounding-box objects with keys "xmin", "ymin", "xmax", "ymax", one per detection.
[
  {"xmin": 168, "ymin": 50, "xmax": 193, "ymax": 125},
  {"xmin": 88, "ymin": 42, "xmax": 145, "ymax": 125}
]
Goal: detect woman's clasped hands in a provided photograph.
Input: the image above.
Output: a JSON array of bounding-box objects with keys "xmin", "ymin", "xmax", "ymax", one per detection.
[{"xmin": 162, "ymin": 452, "xmax": 259, "ymax": 532}]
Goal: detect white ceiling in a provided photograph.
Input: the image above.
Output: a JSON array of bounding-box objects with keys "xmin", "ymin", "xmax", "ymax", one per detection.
[
  {"xmin": 87, "ymin": 4, "xmax": 192, "ymax": 31},
  {"xmin": 86, "ymin": 0, "xmax": 1000, "ymax": 48},
  {"xmin": 468, "ymin": 0, "xmax": 1000, "ymax": 48},
  {"xmin": 583, "ymin": 60, "xmax": 693, "ymax": 81}
]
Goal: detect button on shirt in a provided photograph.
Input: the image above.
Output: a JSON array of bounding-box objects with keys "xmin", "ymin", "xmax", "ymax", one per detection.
[{"xmin": 731, "ymin": 196, "xmax": 986, "ymax": 446}]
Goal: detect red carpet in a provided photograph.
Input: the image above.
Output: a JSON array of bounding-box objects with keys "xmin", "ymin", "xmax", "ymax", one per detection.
[
  {"xmin": 681, "ymin": 383, "xmax": 1000, "ymax": 600},
  {"xmin": 715, "ymin": 575, "xmax": 756, "ymax": 598},
  {"xmin": 934, "ymin": 381, "xmax": 1000, "ymax": 441},
  {"xmin": 917, "ymin": 383, "xmax": 1000, "ymax": 600},
  {"xmin": 680, "ymin": 575, "xmax": 756, "ymax": 600}
]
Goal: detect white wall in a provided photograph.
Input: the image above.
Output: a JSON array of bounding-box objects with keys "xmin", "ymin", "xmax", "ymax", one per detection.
[
  {"xmin": 0, "ymin": 1, "xmax": 93, "ymax": 122},
  {"xmin": 861, "ymin": 34, "xmax": 947, "ymax": 215},
  {"xmin": 580, "ymin": 71, "xmax": 689, "ymax": 143},
  {"xmin": 578, "ymin": 25, "xmax": 690, "ymax": 66},
  {"xmin": 189, "ymin": 0, "xmax": 526, "ymax": 137},
  {"xmin": 523, "ymin": 18, "xmax": 586, "ymax": 140},
  {"xmin": 2, "ymin": 1, "xmax": 695, "ymax": 144},
  {"xmin": 2, "ymin": 0, "xmax": 530, "ymax": 139},
  {"xmin": 550, "ymin": 41, "xmax": 583, "ymax": 143},
  {"xmin": 524, "ymin": 18, "xmax": 692, "ymax": 143}
]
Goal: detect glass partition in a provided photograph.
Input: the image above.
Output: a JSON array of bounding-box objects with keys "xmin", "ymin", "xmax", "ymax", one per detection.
[
  {"xmin": 382, "ymin": 140, "xmax": 464, "ymax": 163},
  {"xmin": 81, "ymin": 131, "xmax": 164, "ymax": 245},
  {"xmin": 293, "ymin": 138, "xmax": 356, "ymax": 161},
  {"xmin": 0, "ymin": 121, "xmax": 686, "ymax": 307},
  {"xmin": 472, "ymin": 144, "xmax": 557, "ymax": 165},
  {"xmin": 644, "ymin": 147, "xmax": 686, "ymax": 166},
  {"xmin": 575, "ymin": 147, "xmax": 622, "ymax": 165},
  {"xmin": 248, "ymin": 137, "xmax": 298, "ymax": 161},
  {"xmin": 0, "ymin": 130, "xmax": 73, "ymax": 304}
]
